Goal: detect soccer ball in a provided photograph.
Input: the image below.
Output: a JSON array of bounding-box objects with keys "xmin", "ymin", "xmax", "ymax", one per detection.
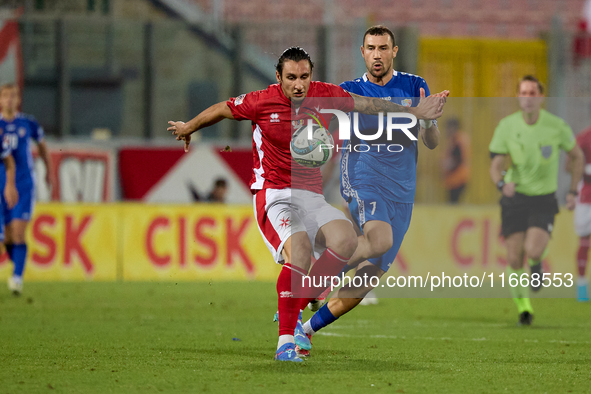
[{"xmin": 290, "ymin": 123, "xmax": 334, "ymax": 168}]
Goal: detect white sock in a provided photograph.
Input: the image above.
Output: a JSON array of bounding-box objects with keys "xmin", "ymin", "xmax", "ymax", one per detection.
[
  {"xmin": 302, "ymin": 320, "xmax": 315, "ymax": 336},
  {"xmin": 11, "ymin": 275, "xmax": 22, "ymax": 285},
  {"xmin": 277, "ymin": 335, "xmax": 294, "ymax": 350},
  {"xmin": 578, "ymin": 277, "xmax": 589, "ymax": 286}
]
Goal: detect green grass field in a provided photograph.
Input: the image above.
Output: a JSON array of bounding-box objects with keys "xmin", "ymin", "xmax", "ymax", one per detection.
[{"xmin": 1, "ymin": 281, "xmax": 589, "ymax": 393}]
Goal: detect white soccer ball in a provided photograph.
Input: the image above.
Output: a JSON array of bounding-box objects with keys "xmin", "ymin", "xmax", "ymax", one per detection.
[{"xmin": 290, "ymin": 123, "xmax": 334, "ymax": 168}]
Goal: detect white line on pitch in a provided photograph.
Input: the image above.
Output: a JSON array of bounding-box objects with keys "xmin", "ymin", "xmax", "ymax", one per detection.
[{"xmin": 316, "ymin": 331, "xmax": 591, "ymax": 345}]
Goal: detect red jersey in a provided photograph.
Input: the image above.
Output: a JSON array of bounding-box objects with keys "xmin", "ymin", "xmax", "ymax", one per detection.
[
  {"xmin": 577, "ymin": 127, "xmax": 591, "ymax": 203},
  {"xmin": 227, "ymin": 81, "xmax": 354, "ymax": 195}
]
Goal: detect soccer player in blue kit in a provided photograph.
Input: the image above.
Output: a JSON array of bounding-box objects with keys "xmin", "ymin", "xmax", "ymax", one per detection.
[
  {"xmin": 0, "ymin": 83, "xmax": 53, "ymax": 295},
  {"xmin": 302, "ymin": 26, "xmax": 448, "ymax": 342},
  {"xmin": 0, "ymin": 137, "xmax": 19, "ymax": 257}
]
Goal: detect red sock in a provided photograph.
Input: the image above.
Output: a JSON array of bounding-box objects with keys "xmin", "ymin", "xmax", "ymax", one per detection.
[
  {"xmin": 298, "ymin": 248, "xmax": 349, "ymax": 310},
  {"xmin": 277, "ymin": 263, "xmax": 306, "ymax": 336},
  {"xmin": 577, "ymin": 237, "xmax": 590, "ymax": 277}
]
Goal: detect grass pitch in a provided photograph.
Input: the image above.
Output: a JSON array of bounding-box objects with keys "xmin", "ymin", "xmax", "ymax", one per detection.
[{"xmin": 0, "ymin": 281, "xmax": 589, "ymax": 393}]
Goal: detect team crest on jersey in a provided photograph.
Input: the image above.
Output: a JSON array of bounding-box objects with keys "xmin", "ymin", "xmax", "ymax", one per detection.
[
  {"xmin": 541, "ymin": 145, "xmax": 552, "ymax": 159},
  {"xmin": 18, "ymin": 127, "xmax": 26, "ymax": 137},
  {"xmin": 291, "ymin": 119, "xmax": 305, "ymax": 127},
  {"xmin": 401, "ymin": 99, "xmax": 412, "ymax": 107},
  {"xmin": 234, "ymin": 94, "xmax": 246, "ymax": 105}
]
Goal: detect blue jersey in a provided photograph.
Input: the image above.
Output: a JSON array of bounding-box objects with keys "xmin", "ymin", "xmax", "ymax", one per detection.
[
  {"xmin": 340, "ymin": 70, "xmax": 430, "ymax": 203},
  {"xmin": 0, "ymin": 113, "xmax": 44, "ymax": 189}
]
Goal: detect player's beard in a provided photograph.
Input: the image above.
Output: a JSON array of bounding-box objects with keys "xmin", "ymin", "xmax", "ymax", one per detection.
[{"xmin": 369, "ymin": 62, "xmax": 391, "ymax": 80}]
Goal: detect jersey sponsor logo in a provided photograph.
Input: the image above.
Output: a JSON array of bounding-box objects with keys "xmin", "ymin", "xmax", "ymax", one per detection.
[
  {"xmin": 541, "ymin": 145, "xmax": 552, "ymax": 159},
  {"xmin": 380, "ymin": 96, "xmax": 392, "ymax": 101},
  {"xmin": 270, "ymin": 113, "xmax": 280, "ymax": 123},
  {"xmin": 279, "ymin": 291, "xmax": 293, "ymax": 298},
  {"xmin": 234, "ymin": 94, "xmax": 246, "ymax": 105},
  {"xmin": 18, "ymin": 127, "xmax": 26, "ymax": 138}
]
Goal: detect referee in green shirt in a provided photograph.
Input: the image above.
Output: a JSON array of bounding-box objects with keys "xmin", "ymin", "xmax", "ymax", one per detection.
[{"xmin": 489, "ymin": 75, "xmax": 584, "ymax": 326}]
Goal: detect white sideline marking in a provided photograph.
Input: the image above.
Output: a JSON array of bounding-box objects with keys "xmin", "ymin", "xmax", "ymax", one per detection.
[{"xmin": 317, "ymin": 331, "xmax": 591, "ymax": 345}]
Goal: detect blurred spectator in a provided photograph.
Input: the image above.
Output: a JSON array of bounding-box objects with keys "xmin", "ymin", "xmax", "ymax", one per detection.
[
  {"xmin": 207, "ymin": 178, "xmax": 228, "ymax": 203},
  {"xmin": 187, "ymin": 178, "xmax": 228, "ymax": 203},
  {"xmin": 441, "ymin": 117, "xmax": 471, "ymax": 204},
  {"xmin": 574, "ymin": 19, "xmax": 591, "ymax": 66}
]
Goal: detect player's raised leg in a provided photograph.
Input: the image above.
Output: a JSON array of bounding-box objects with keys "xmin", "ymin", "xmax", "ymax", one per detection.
[
  {"xmin": 342, "ymin": 219, "xmax": 392, "ymax": 307},
  {"xmin": 303, "ymin": 200, "xmax": 412, "ymax": 337},
  {"xmin": 298, "ymin": 218, "xmax": 357, "ymax": 307},
  {"xmin": 303, "ymin": 261, "xmax": 384, "ymax": 337},
  {"xmin": 342, "ymin": 220, "xmax": 392, "ymax": 273}
]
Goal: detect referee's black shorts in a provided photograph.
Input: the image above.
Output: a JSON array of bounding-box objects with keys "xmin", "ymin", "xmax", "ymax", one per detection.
[{"xmin": 500, "ymin": 192, "xmax": 559, "ymax": 238}]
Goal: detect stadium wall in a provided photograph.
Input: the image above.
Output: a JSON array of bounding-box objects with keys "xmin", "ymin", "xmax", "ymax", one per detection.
[{"xmin": 0, "ymin": 203, "xmax": 578, "ymax": 282}]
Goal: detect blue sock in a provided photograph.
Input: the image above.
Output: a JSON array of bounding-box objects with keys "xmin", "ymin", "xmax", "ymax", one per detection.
[
  {"xmin": 310, "ymin": 303, "xmax": 339, "ymax": 332},
  {"xmin": 10, "ymin": 244, "xmax": 27, "ymax": 278}
]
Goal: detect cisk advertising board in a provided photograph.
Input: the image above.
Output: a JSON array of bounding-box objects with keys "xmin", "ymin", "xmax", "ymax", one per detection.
[{"xmin": 0, "ymin": 204, "xmax": 578, "ymax": 283}]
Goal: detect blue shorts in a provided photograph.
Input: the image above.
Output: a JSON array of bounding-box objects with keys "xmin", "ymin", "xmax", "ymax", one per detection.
[
  {"xmin": 347, "ymin": 187, "xmax": 413, "ymax": 272},
  {"xmin": 3, "ymin": 184, "xmax": 35, "ymax": 224}
]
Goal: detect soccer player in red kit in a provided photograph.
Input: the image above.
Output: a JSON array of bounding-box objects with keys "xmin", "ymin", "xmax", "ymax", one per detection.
[
  {"xmin": 168, "ymin": 47, "xmax": 447, "ymax": 361},
  {"xmin": 572, "ymin": 127, "xmax": 591, "ymax": 301}
]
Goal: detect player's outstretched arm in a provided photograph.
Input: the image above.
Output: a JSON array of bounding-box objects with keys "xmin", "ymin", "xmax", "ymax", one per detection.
[
  {"xmin": 2, "ymin": 155, "xmax": 18, "ymax": 209},
  {"xmin": 566, "ymin": 144, "xmax": 584, "ymax": 210},
  {"xmin": 349, "ymin": 90, "xmax": 449, "ymax": 120},
  {"xmin": 168, "ymin": 101, "xmax": 235, "ymax": 152}
]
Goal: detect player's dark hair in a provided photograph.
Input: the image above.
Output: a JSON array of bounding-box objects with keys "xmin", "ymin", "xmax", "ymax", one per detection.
[
  {"xmin": 363, "ymin": 25, "xmax": 396, "ymax": 47},
  {"xmin": 518, "ymin": 75, "xmax": 544, "ymax": 94},
  {"xmin": 275, "ymin": 47, "xmax": 314, "ymax": 76}
]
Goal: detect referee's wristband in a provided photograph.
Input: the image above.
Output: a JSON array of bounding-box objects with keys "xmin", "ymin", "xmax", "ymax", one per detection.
[{"xmin": 496, "ymin": 180, "xmax": 506, "ymax": 191}]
